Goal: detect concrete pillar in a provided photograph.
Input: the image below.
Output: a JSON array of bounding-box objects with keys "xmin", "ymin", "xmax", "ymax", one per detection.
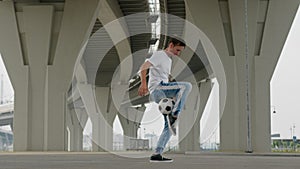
[
  {"xmin": 77, "ymin": 84, "xmax": 100, "ymax": 151},
  {"xmin": 71, "ymin": 114, "xmax": 85, "ymax": 152},
  {"xmin": 185, "ymin": 0, "xmax": 300, "ymax": 152},
  {"xmin": 179, "ymin": 81, "xmax": 212, "ymax": 152},
  {"xmin": 0, "ymin": 0, "xmax": 31, "ymax": 151},
  {"xmin": 198, "ymin": 80, "xmax": 213, "ymax": 151},
  {"xmin": 0, "ymin": 0, "xmax": 101, "ymax": 151},
  {"xmin": 118, "ymin": 106, "xmax": 145, "ymax": 150},
  {"xmin": 45, "ymin": 0, "xmax": 100, "ymax": 151},
  {"xmin": 94, "ymin": 87, "xmax": 116, "ymax": 152},
  {"xmin": 24, "ymin": 5, "xmax": 53, "ymax": 151},
  {"xmin": 66, "ymin": 107, "xmax": 87, "ymax": 151},
  {"xmin": 79, "ymin": 86, "xmax": 116, "ymax": 152},
  {"xmin": 252, "ymin": 0, "xmax": 300, "ymax": 152},
  {"xmin": 178, "ymin": 83, "xmax": 200, "ymax": 152},
  {"xmin": 225, "ymin": 0, "xmax": 257, "ymax": 152},
  {"xmin": 185, "ymin": 0, "xmax": 238, "ymax": 152},
  {"xmin": 90, "ymin": 115, "xmax": 105, "ymax": 152}
]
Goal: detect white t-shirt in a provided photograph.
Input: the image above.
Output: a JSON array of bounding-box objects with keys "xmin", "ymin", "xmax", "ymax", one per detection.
[{"xmin": 146, "ymin": 50, "xmax": 172, "ymax": 93}]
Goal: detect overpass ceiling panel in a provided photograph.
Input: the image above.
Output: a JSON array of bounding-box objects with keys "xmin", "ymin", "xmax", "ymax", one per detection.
[
  {"xmin": 130, "ymin": 34, "xmax": 151, "ymax": 74},
  {"xmin": 130, "ymin": 34, "xmax": 151, "ymax": 51},
  {"xmin": 119, "ymin": 4, "xmax": 148, "ymax": 8},
  {"xmin": 96, "ymin": 47, "xmax": 120, "ymax": 86},
  {"xmin": 14, "ymin": 0, "xmax": 65, "ymax": 2},
  {"xmin": 97, "ymin": 48, "xmax": 119, "ymax": 71},
  {"xmin": 159, "ymin": 1, "xmax": 166, "ymax": 13},
  {"xmin": 168, "ymin": 5, "xmax": 185, "ymax": 9},
  {"xmin": 167, "ymin": 0, "xmax": 183, "ymax": 3},
  {"xmin": 82, "ymin": 20, "xmax": 119, "ymax": 85},
  {"xmin": 164, "ymin": 0, "xmax": 186, "ymax": 37},
  {"xmin": 119, "ymin": 1, "xmax": 147, "ymax": 5},
  {"xmin": 117, "ymin": 0, "xmax": 151, "ymax": 75},
  {"xmin": 83, "ymin": 16, "xmax": 150, "ymax": 87},
  {"xmin": 175, "ymin": 55, "xmax": 206, "ymax": 82},
  {"xmin": 91, "ymin": 19, "xmax": 103, "ymax": 36},
  {"xmin": 40, "ymin": 0, "xmax": 65, "ymax": 2},
  {"xmin": 165, "ymin": 0, "xmax": 185, "ymax": 19},
  {"xmin": 175, "ymin": 42, "xmax": 208, "ymax": 81},
  {"xmin": 118, "ymin": 0, "xmax": 149, "ymax": 14}
]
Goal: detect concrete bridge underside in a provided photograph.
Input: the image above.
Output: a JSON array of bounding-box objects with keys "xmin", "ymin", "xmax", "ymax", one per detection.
[{"xmin": 0, "ymin": 0, "xmax": 299, "ymax": 153}]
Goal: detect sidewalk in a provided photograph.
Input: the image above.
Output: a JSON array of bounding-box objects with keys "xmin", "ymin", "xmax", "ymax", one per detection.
[{"xmin": 0, "ymin": 152, "xmax": 300, "ymax": 169}]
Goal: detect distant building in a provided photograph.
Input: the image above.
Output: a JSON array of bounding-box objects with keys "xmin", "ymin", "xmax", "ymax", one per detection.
[
  {"xmin": 113, "ymin": 133, "xmax": 124, "ymax": 151},
  {"xmin": 0, "ymin": 128, "xmax": 13, "ymax": 151},
  {"xmin": 83, "ymin": 133, "xmax": 92, "ymax": 151},
  {"xmin": 144, "ymin": 133, "xmax": 158, "ymax": 150}
]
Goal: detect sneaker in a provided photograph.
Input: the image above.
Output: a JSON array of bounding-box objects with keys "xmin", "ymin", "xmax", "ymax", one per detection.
[
  {"xmin": 166, "ymin": 114, "xmax": 177, "ymax": 136},
  {"xmin": 149, "ymin": 154, "xmax": 173, "ymax": 162}
]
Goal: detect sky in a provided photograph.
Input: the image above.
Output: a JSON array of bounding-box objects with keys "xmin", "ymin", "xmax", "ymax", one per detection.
[
  {"xmin": 1, "ymin": 7, "xmax": 300, "ymax": 142},
  {"xmin": 0, "ymin": 56, "xmax": 14, "ymax": 103},
  {"xmin": 271, "ymin": 6, "xmax": 300, "ymax": 139}
]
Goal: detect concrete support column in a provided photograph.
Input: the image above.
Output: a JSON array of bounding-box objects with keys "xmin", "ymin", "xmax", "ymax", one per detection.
[
  {"xmin": 252, "ymin": 0, "xmax": 300, "ymax": 152},
  {"xmin": 23, "ymin": 5, "xmax": 53, "ymax": 151},
  {"xmin": 185, "ymin": 0, "xmax": 300, "ymax": 152},
  {"xmin": 77, "ymin": 84, "xmax": 102, "ymax": 152},
  {"xmin": 0, "ymin": 0, "xmax": 101, "ymax": 151},
  {"xmin": 119, "ymin": 114, "xmax": 139, "ymax": 151},
  {"xmin": 45, "ymin": 0, "xmax": 100, "ymax": 151},
  {"xmin": 79, "ymin": 86, "xmax": 116, "ymax": 152},
  {"xmin": 198, "ymin": 80, "xmax": 213, "ymax": 150},
  {"xmin": 91, "ymin": 115, "xmax": 104, "ymax": 152},
  {"xmin": 66, "ymin": 107, "xmax": 87, "ymax": 151},
  {"xmin": 0, "ymin": 1, "xmax": 44, "ymax": 151},
  {"xmin": 178, "ymin": 83, "xmax": 200, "ymax": 152},
  {"xmin": 118, "ymin": 106, "xmax": 144, "ymax": 150},
  {"xmin": 179, "ymin": 81, "xmax": 212, "ymax": 152},
  {"xmin": 185, "ymin": 0, "xmax": 238, "ymax": 151},
  {"xmin": 93, "ymin": 87, "xmax": 116, "ymax": 152},
  {"xmin": 226, "ymin": 0, "xmax": 258, "ymax": 152},
  {"xmin": 71, "ymin": 117, "xmax": 84, "ymax": 152}
]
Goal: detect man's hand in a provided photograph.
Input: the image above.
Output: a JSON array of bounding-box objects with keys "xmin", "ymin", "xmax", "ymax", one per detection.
[{"xmin": 138, "ymin": 83, "xmax": 149, "ymax": 96}]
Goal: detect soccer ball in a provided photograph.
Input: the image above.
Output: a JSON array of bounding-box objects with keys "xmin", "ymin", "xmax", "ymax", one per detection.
[{"xmin": 158, "ymin": 98, "xmax": 175, "ymax": 115}]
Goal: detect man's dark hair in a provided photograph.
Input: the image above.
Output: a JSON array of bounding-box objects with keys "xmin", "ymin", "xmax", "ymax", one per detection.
[{"xmin": 167, "ymin": 36, "xmax": 186, "ymax": 47}]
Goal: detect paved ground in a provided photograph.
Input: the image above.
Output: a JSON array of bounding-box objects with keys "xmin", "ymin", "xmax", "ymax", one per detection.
[{"xmin": 0, "ymin": 152, "xmax": 300, "ymax": 169}]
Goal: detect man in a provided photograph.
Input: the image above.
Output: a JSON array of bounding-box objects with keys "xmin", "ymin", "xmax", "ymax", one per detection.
[{"xmin": 138, "ymin": 37, "xmax": 192, "ymax": 162}]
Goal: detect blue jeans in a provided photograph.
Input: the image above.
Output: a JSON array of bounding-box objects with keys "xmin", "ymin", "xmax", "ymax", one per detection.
[{"xmin": 150, "ymin": 81, "xmax": 192, "ymax": 154}]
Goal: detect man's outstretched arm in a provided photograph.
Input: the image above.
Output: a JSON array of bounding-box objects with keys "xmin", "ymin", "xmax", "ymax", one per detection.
[{"xmin": 138, "ymin": 61, "xmax": 152, "ymax": 96}]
